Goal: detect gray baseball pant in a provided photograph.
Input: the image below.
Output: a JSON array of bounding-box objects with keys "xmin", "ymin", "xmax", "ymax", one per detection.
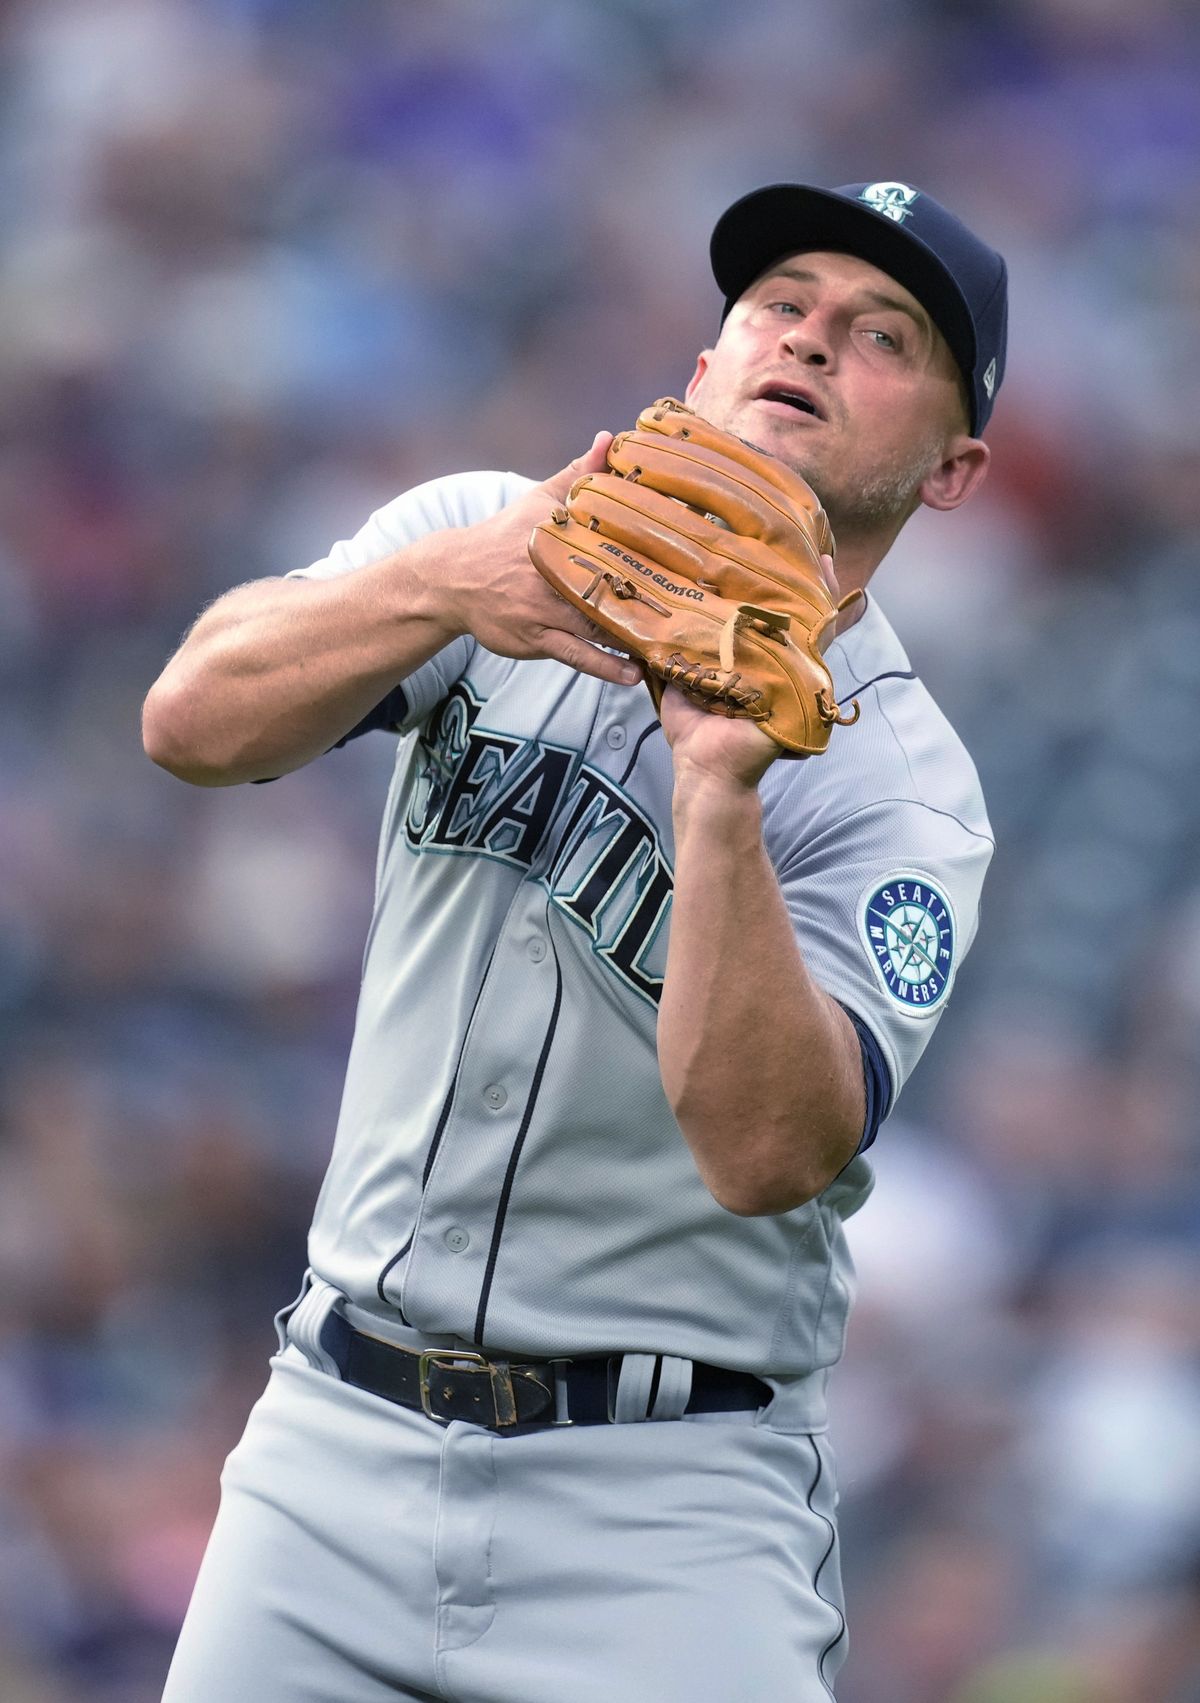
[{"xmin": 162, "ymin": 1315, "xmax": 847, "ymax": 1701}]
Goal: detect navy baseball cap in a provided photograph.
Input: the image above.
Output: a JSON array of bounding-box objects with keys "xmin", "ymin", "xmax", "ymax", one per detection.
[{"xmin": 710, "ymin": 180, "xmax": 1008, "ymax": 435}]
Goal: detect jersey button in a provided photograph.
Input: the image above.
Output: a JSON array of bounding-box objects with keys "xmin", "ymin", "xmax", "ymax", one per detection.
[
  {"xmin": 483, "ymin": 1083, "xmax": 507, "ymax": 1111},
  {"xmin": 527, "ymin": 936, "xmax": 546, "ymax": 963},
  {"xmin": 606, "ymin": 726, "xmax": 627, "ymax": 749},
  {"xmin": 444, "ymin": 1226, "xmax": 470, "ymax": 1253}
]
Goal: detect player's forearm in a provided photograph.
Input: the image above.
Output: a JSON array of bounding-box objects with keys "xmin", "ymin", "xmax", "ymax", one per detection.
[
  {"xmin": 658, "ymin": 772, "xmax": 864, "ymax": 1216},
  {"xmin": 142, "ymin": 535, "xmax": 464, "ymax": 786}
]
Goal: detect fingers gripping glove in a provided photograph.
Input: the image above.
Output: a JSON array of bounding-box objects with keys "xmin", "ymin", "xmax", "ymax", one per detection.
[{"xmin": 528, "ymin": 399, "xmax": 862, "ymax": 756}]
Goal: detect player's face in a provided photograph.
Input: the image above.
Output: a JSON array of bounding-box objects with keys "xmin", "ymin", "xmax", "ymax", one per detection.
[{"xmin": 685, "ymin": 250, "xmax": 987, "ymax": 542}]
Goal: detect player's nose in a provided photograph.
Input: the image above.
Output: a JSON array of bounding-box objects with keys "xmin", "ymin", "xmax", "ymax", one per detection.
[{"xmin": 779, "ymin": 307, "xmax": 837, "ymax": 369}]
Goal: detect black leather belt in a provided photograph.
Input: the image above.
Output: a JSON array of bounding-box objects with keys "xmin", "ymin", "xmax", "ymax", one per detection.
[{"xmin": 321, "ymin": 1310, "xmax": 771, "ymax": 1432}]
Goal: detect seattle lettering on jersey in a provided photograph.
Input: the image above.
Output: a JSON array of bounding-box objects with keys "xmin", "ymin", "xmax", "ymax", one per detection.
[{"xmin": 404, "ymin": 682, "xmax": 672, "ymax": 1004}]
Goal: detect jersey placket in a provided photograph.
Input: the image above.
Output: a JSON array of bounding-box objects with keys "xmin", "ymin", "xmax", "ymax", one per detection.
[{"xmin": 397, "ymin": 884, "xmax": 565, "ymax": 1346}]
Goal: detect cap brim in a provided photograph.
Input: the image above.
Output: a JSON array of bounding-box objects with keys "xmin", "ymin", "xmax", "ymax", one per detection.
[{"xmin": 711, "ymin": 184, "xmax": 977, "ymax": 386}]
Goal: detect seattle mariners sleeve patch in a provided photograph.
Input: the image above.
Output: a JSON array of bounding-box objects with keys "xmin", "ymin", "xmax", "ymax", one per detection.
[{"xmin": 859, "ymin": 874, "xmax": 957, "ymax": 1017}]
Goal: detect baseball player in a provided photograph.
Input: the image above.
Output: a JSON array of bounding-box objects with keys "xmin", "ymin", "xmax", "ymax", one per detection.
[{"xmin": 144, "ymin": 179, "xmax": 1006, "ymax": 1702}]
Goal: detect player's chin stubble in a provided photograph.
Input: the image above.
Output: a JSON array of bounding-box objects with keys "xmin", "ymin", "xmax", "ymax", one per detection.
[
  {"xmin": 750, "ymin": 426, "xmax": 942, "ymax": 538},
  {"xmin": 692, "ymin": 387, "xmax": 940, "ymax": 539}
]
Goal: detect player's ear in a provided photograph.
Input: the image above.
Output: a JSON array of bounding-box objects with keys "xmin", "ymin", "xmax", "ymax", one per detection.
[
  {"xmin": 918, "ymin": 435, "xmax": 990, "ymax": 513},
  {"xmin": 684, "ymin": 352, "xmax": 712, "ymax": 403}
]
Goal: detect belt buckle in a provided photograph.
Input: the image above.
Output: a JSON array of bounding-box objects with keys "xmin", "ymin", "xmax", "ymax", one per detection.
[{"xmin": 418, "ymin": 1349, "xmax": 519, "ymax": 1428}]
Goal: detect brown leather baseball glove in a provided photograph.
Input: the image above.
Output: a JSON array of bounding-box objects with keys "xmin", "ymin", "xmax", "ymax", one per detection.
[{"xmin": 527, "ymin": 398, "xmax": 862, "ymax": 757}]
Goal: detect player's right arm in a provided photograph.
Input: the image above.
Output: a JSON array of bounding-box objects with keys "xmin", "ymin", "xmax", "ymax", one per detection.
[{"xmin": 142, "ymin": 435, "xmax": 638, "ymax": 787}]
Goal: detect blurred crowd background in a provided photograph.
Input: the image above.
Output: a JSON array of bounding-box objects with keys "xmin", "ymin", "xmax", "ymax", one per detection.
[{"xmin": 2, "ymin": 0, "xmax": 1199, "ymax": 1698}]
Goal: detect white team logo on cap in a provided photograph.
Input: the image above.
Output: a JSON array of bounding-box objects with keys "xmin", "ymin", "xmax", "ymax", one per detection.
[
  {"xmin": 859, "ymin": 874, "xmax": 956, "ymax": 1015},
  {"xmin": 860, "ymin": 182, "xmax": 920, "ymax": 224},
  {"xmin": 982, "ymin": 357, "xmax": 997, "ymax": 400}
]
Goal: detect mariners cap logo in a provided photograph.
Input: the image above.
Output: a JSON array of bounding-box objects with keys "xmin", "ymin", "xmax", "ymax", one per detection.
[
  {"xmin": 982, "ymin": 356, "xmax": 998, "ymax": 400},
  {"xmin": 860, "ymin": 181, "xmax": 920, "ymax": 224},
  {"xmin": 860, "ymin": 874, "xmax": 956, "ymax": 1015}
]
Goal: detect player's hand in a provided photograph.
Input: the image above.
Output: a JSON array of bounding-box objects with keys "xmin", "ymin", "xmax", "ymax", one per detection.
[
  {"xmin": 658, "ymin": 553, "xmax": 842, "ymax": 791},
  {"xmin": 443, "ymin": 434, "xmax": 642, "ymax": 689},
  {"xmin": 658, "ymin": 686, "xmax": 780, "ymax": 790}
]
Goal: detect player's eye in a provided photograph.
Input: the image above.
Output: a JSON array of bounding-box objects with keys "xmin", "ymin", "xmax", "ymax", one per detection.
[
  {"xmin": 864, "ymin": 327, "xmax": 901, "ymax": 351},
  {"xmin": 768, "ymin": 300, "xmax": 803, "ymax": 316}
]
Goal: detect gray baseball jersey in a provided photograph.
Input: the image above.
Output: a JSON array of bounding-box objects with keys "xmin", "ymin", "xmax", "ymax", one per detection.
[{"xmin": 287, "ymin": 470, "xmax": 993, "ymax": 1418}]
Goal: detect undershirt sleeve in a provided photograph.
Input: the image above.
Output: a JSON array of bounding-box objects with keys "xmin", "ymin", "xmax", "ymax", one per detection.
[
  {"xmin": 837, "ymin": 1002, "xmax": 893, "ymax": 1154},
  {"xmin": 327, "ymin": 685, "xmax": 409, "ymax": 746}
]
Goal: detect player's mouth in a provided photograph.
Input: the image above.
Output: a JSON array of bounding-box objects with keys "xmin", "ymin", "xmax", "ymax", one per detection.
[{"xmin": 754, "ymin": 382, "xmax": 826, "ymax": 421}]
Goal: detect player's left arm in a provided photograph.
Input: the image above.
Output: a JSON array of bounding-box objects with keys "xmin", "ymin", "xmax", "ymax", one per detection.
[{"xmin": 656, "ymin": 694, "xmax": 866, "ymax": 1216}]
